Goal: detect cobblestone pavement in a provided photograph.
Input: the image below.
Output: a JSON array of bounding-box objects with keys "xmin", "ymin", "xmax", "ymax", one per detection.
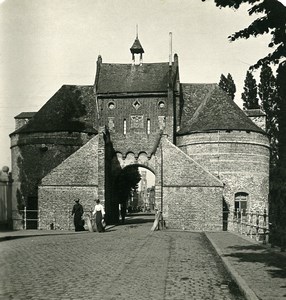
[
  {"xmin": 0, "ymin": 216, "xmax": 244, "ymax": 300},
  {"xmin": 206, "ymin": 232, "xmax": 286, "ymax": 300}
]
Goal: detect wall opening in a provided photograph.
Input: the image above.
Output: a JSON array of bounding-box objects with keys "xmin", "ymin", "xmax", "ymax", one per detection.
[
  {"xmin": 234, "ymin": 192, "xmax": 248, "ymax": 216},
  {"xmin": 114, "ymin": 164, "xmax": 156, "ymax": 226}
]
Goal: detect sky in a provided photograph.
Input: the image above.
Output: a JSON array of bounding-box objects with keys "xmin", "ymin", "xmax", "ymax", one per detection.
[{"xmin": 0, "ymin": 0, "xmax": 284, "ymax": 169}]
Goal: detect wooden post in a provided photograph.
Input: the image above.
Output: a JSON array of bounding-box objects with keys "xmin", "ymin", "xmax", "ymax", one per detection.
[
  {"xmin": 256, "ymin": 211, "xmax": 259, "ymax": 241},
  {"xmin": 240, "ymin": 209, "xmax": 243, "ymax": 234},
  {"xmin": 54, "ymin": 209, "xmax": 56, "ymax": 230},
  {"xmin": 250, "ymin": 210, "xmax": 253, "ymax": 239},
  {"xmin": 24, "ymin": 206, "xmax": 27, "ymax": 230},
  {"xmin": 38, "ymin": 208, "xmax": 40, "ymax": 230},
  {"xmin": 263, "ymin": 209, "xmax": 267, "ymax": 245}
]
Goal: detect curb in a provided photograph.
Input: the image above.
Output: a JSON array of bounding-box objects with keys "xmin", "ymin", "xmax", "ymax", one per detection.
[
  {"xmin": 204, "ymin": 232, "xmax": 259, "ymax": 300},
  {"xmin": 0, "ymin": 225, "xmax": 117, "ymax": 242}
]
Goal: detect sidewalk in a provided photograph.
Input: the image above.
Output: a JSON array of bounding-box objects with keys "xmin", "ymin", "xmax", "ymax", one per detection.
[
  {"xmin": 0, "ymin": 224, "xmax": 116, "ymax": 242},
  {"xmin": 206, "ymin": 231, "xmax": 286, "ymax": 300}
]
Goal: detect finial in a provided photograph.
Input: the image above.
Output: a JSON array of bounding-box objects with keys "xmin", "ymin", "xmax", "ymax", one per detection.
[{"xmin": 136, "ymin": 24, "xmax": 138, "ymax": 39}]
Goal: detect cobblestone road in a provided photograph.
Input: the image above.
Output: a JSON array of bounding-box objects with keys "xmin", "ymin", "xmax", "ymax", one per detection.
[{"xmin": 0, "ymin": 216, "xmax": 245, "ymax": 300}]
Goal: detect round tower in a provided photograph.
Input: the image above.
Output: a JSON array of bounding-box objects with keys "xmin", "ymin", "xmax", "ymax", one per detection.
[{"xmin": 177, "ymin": 85, "xmax": 270, "ymax": 217}]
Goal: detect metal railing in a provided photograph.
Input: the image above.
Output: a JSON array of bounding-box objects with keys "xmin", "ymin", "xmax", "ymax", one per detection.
[
  {"xmin": 13, "ymin": 206, "xmax": 285, "ymax": 251},
  {"xmin": 14, "ymin": 208, "xmax": 94, "ymax": 231}
]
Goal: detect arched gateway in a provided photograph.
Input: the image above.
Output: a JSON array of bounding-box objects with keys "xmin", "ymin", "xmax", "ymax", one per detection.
[{"xmin": 10, "ymin": 34, "xmax": 269, "ymax": 230}]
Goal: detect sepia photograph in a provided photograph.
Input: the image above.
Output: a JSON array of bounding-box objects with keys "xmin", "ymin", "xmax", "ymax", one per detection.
[{"xmin": 0, "ymin": 0, "xmax": 286, "ymax": 299}]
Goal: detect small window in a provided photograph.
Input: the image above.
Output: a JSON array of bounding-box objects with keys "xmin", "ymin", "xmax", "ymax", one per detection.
[
  {"xmin": 108, "ymin": 102, "xmax": 115, "ymax": 110},
  {"xmin": 133, "ymin": 100, "xmax": 141, "ymax": 110},
  {"xmin": 158, "ymin": 101, "xmax": 165, "ymax": 109},
  {"xmin": 123, "ymin": 119, "xmax": 126, "ymax": 135},
  {"xmin": 147, "ymin": 119, "xmax": 150, "ymax": 134},
  {"xmin": 234, "ymin": 192, "xmax": 248, "ymax": 216}
]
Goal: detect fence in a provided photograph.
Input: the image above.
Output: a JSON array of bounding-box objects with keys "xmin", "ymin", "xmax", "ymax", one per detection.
[
  {"xmin": 14, "ymin": 208, "xmax": 94, "ymax": 231},
  {"xmin": 224, "ymin": 208, "xmax": 268, "ymax": 242},
  {"xmin": 13, "ymin": 207, "xmax": 286, "ymax": 251},
  {"xmin": 224, "ymin": 208, "xmax": 285, "ymax": 252}
]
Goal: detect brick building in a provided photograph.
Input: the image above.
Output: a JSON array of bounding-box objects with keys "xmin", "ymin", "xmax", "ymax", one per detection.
[{"xmin": 9, "ymin": 35, "xmax": 269, "ymax": 230}]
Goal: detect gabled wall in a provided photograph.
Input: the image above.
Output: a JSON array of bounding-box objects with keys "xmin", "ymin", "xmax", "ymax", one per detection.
[
  {"xmin": 38, "ymin": 136, "xmax": 99, "ymax": 230},
  {"xmin": 160, "ymin": 137, "xmax": 224, "ymax": 230}
]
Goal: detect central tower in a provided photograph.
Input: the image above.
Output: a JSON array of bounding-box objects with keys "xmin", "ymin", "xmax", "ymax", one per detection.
[{"xmin": 130, "ymin": 26, "xmax": 144, "ymax": 65}]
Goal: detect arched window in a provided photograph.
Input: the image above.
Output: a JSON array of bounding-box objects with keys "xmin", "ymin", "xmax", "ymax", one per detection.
[
  {"xmin": 158, "ymin": 101, "xmax": 165, "ymax": 109},
  {"xmin": 108, "ymin": 101, "xmax": 115, "ymax": 110},
  {"xmin": 234, "ymin": 192, "xmax": 248, "ymax": 216}
]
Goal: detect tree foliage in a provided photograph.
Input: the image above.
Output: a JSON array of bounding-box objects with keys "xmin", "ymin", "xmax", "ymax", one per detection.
[
  {"xmin": 116, "ymin": 166, "xmax": 141, "ymax": 205},
  {"xmin": 219, "ymin": 73, "xmax": 236, "ymax": 100},
  {"xmin": 203, "ymin": 0, "xmax": 286, "ymax": 237},
  {"xmin": 242, "ymin": 71, "xmax": 259, "ymax": 109},
  {"xmin": 205, "ymin": 0, "xmax": 286, "ymax": 69},
  {"xmin": 258, "ymin": 64, "xmax": 278, "ymax": 167}
]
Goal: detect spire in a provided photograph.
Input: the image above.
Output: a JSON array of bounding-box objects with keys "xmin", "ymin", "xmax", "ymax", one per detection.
[{"xmin": 130, "ymin": 25, "xmax": 144, "ymax": 65}]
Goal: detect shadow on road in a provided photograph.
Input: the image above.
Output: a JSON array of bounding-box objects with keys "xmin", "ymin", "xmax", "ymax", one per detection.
[
  {"xmin": 121, "ymin": 213, "xmax": 155, "ymax": 225},
  {"xmin": 224, "ymin": 244, "xmax": 286, "ymax": 280}
]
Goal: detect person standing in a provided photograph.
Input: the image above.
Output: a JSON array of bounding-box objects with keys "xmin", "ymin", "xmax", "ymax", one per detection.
[
  {"xmin": 93, "ymin": 199, "xmax": 105, "ymax": 232},
  {"xmin": 72, "ymin": 199, "xmax": 85, "ymax": 232}
]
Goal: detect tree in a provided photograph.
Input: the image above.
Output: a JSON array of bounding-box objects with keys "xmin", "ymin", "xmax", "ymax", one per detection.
[
  {"xmin": 116, "ymin": 166, "xmax": 141, "ymax": 205},
  {"xmin": 203, "ymin": 0, "xmax": 286, "ymax": 69},
  {"xmin": 219, "ymin": 73, "xmax": 236, "ymax": 100},
  {"xmin": 258, "ymin": 64, "xmax": 278, "ymax": 167},
  {"xmin": 242, "ymin": 71, "xmax": 259, "ymax": 109},
  {"xmin": 202, "ymin": 0, "xmax": 286, "ymax": 243}
]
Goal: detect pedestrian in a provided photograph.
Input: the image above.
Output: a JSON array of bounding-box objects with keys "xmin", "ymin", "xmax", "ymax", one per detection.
[
  {"xmin": 93, "ymin": 199, "xmax": 105, "ymax": 232},
  {"xmin": 120, "ymin": 202, "xmax": 126, "ymax": 224},
  {"xmin": 72, "ymin": 199, "xmax": 85, "ymax": 232}
]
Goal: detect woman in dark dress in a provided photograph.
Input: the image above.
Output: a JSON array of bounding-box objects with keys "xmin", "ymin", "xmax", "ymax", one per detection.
[
  {"xmin": 72, "ymin": 199, "xmax": 85, "ymax": 231},
  {"xmin": 92, "ymin": 199, "xmax": 105, "ymax": 232}
]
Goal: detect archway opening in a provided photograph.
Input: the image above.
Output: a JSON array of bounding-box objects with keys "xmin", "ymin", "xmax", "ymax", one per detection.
[{"xmin": 115, "ymin": 165, "xmax": 155, "ymax": 226}]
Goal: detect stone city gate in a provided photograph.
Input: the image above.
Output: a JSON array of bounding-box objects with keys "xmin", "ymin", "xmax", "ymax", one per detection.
[
  {"xmin": 10, "ymin": 34, "xmax": 269, "ymax": 231},
  {"xmin": 100, "ymin": 129, "xmax": 224, "ymax": 230}
]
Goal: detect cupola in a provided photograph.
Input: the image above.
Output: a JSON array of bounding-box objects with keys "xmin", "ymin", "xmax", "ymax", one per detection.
[{"xmin": 130, "ymin": 26, "xmax": 144, "ymax": 65}]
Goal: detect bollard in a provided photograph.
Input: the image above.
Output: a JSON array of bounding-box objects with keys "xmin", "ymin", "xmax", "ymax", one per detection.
[{"xmin": 24, "ymin": 206, "xmax": 27, "ymax": 230}]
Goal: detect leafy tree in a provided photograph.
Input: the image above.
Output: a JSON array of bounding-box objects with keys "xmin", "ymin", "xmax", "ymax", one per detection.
[
  {"xmin": 203, "ymin": 0, "xmax": 286, "ymax": 69},
  {"xmin": 242, "ymin": 71, "xmax": 259, "ymax": 109},
  {"xmin": 202, "ymin": 0, "xmax": 286, "ymax": 242},
  {"xmin": 219, "ymin": 73, "xmax": 236, "ymax": 100},
  {"xmin": 116, "ymin": 166, "xmax": 141, "ymax": 205},
  {"xmin": 258, "ymin": 64, "xmax": 278, "ymax": 167}
]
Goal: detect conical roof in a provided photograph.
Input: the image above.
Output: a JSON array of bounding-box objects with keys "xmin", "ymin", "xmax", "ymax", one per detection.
[
  {"xmin": 130, "ymin": 37, "xmax": 144, "ymax": 54},
  {"xmin": 178, "ymin": 84, "xmax": 265, "ymax": 135}
]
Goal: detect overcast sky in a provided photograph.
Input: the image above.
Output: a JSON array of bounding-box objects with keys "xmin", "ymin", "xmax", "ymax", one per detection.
[{"xmin": 1, "ymin": 0, "xmax": 284, "ymax": 169}]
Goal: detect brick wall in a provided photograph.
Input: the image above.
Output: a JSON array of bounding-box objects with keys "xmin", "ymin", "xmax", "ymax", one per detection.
[
  {"xmin": 177, "ymin": 130, "xmax": 270, "ymax": 213},
  {"xmin": 38, "ymin": 136, "xmax": 99, "ymax": 230},
  {"xmin": 164, "ymin": 187, "xmax": 223, "ymax": 230},
  {"xmin": 38, "ymin": 186, "xmax": 98, "ymax": 230},
  {"xmin": 98, "ymin": 96, "xmax": 173, "ymax": 157},
  {"xmin": 160, "ymin": 137, "xmax": 223, "ymax": 230},
  {"xmin": 10, "ymin": 131, "xmax": 94, "ymax": 229}
]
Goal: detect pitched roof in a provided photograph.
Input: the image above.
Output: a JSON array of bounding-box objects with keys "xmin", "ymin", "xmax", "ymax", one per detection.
[
  {"xmin": 178, "ymin": 83, "xmax": 265, "ymax": 135},
  {"xmin": 162, "ymin": 137, "xmax": 223, "ymax": 187},
  {"xmin": 244, "ymin": 109, "xmax": 266, "ymax": 117},
  {"xmin": 11, "ymin": 85, "xmax": 98, "ymax": 135},
  {"xmin": 96, "ymin": 63, "xmax": 171, "ymax": 94},
  {"xmin": 15, "ymin": 112, "xmax": 37, "ymax": 119}
]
